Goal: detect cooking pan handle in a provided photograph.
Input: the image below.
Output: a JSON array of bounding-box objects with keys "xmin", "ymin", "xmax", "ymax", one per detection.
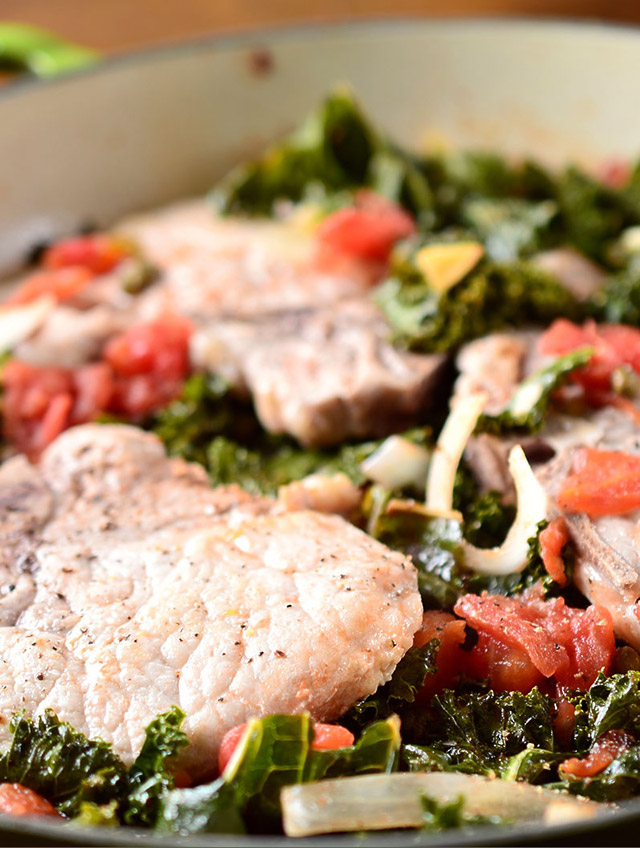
[{"xmin": 0, "ymin": 22, "xmax": 99, "ymax": 78}]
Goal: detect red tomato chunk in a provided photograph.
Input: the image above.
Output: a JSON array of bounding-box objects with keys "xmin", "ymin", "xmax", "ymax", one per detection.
[
  {"xmin": 0, "ymin": 783, "xmax": 60, "ymax": 818},
  {"xmin": 4, "ymin": 267, "xmax": 93, "ymax": 307},
  {"xmin": 557, "ymin": 447, "xmax": 640, "ymax": 517},
  {"xmin": 454, "ymin": 592, "xmax": 615, "ymax": 693},
  {"xmin": 104, "ymin": 317, "xmax": 192, "ymax": 418},
  {"xmin": 217, "ymin": 721, "xmax": 355, "ymax": 775},
  {"xmin": 2, "ymin": 360, "xmax": 113, "ymax": 461},
  {"xmin": 413, "ymin": 610, "xmax": 466, "ymax": 701},
  {"xmin": 560, "ymin": 729, "xmax": 635, "ymax": 778},
  {"xmin": 538, "ymin": 319, "xmax": 640, "ymax": 406},
  {"xmin": 539, "ymin": 517, "xmax": 570, "ymax": 586},
  {"xmin": 42, "ymin": 234, "xmax": 133, "ymax": 275},
  {"xmin": 316, "ymin": 190, "xmax": 416, "ymax": 264}
]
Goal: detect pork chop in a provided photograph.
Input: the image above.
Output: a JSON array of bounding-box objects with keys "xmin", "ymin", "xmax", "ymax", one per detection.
[
  {"xmin": 191, "ymin": 299, "xmax": 447, "ymax": 447},
  {"xmin": 0, "ymin": 424, "xmax": 422, "ymax": 778}
]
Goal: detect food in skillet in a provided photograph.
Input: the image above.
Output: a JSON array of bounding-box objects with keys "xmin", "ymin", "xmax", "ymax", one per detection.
[{"xmin": 3, "ymin": 91, "xmax": 640, "ymax": 834}]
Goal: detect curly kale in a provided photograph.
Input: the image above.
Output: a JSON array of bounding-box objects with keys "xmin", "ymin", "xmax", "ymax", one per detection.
[
  {"xmin": 376, "ymin": 253, "xmax": 580, "ymax": 354},
  {"xmin": 212, "ymin": 89, "xmax": 435, "ymax": 225},
  {"xmin": 0, "ymin": 707, "xmax": 187, "ymax": 825}
]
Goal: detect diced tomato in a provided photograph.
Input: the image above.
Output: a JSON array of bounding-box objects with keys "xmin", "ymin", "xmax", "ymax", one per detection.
[
  {"xmin": 104, "ymin": 316, "xmax": 192, "ymax": 418},
  {"xmin": 538, "ymin": 319, "xmax": 640, "ymax": 406},
  {"xmin": 2, "ymin": 359, "xmax": 114, "ymax": 460},
  {"xmin": 560, "ymin": 729, "xmax": 635, "ymax": 778},
  {"xmin": 597, "ymin": 157, "xmax": 632, "ymax": 189},
  {"xmin": 463, "ymin": 631, "xmax": 544, "ymax": 694},
  {"xmin": 42, "ymin": 234, "xmax": 133, "ymax": 275},
  {"xmin": 0, "ymin": 783, "xmax": 60, "ymax": 818},
  {"xmin": 413, "ymin": 610, "xmax": 467, "ymax": 701},
  {"xmin": 218, "ymin": 724, "xmax": 248, "ymax": 773},
  {"xmin": 557, "ymin": 447, "xmax": 640, "ymax": 517},
  {"xmin": 553, "ymin": 698, "xmax": 576, "ymax": 750},
  {"xmin": 539, "ymin": 517, "xmax": 569, "ymax": 586},
  {"xmin": 4, "ymin": 267, "xmax": 93, "ymax": 307},
  {"xmin": 311, "ymin": 723, "xmax": 355, "ymax": 750},
  {"xmin": 315, "ymin": 190, "xmax": 416, "ymax": 264},
  {"xmin": 217, "ymin": 720, "xmax": 355, "ymax": 775},
  {"xmin": 455, "ymin": 593, "xmax": 615, "ymax": 693}
]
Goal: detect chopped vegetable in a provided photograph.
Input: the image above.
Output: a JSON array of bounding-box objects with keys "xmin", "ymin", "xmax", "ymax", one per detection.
[
  {"xmin": 557, "ymin": 447, "xmax": 640, "ymax": 517},
  {"xmin": 280, "ymin": 771, "xmax": 601, "ymax": 836},
  {"xmin": 42, "ymin": 234, "xmax": 134, "ymax": 275},
  {"xmin": 477, "ymin": 347, "xmax": 594, "ymax": 434},
  {"xmin": 0, "ymin": 295, "xmax": 55, "ymax": 353},
  {"xmin": 377, "ymin": 255, "xmax": 580, "ymax": 353},
  {"xmin": 413, "ymin": 241, "xmax": 484, "ymax": 293},
  {"xmin": 0, "ymin": 783, "xmax": 61, "ymax": 818},
  {"xmin": 462, "ymin": 446, "xmax": 548, "ymax": 576},
  {"xmin": 360, "ymin": 434, "xmax": 431, "ymax": 491}
]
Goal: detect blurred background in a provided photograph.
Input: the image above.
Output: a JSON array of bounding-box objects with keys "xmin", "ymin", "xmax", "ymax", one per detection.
[{"xmin": 1, "ymin": 0, "xmax": 639, "ymax": 54}]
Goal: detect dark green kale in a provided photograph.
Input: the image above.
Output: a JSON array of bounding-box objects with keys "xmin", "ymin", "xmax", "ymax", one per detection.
[
  {"xmin": 376, "ymin": 253, "xmax": 580, "ymax": 354},
  {"xmin": 402, "ymin": 687, "xmax": 557, "ymax": 779},
  {"xmin": 0, "ymin": 707, "xmax": 187, "ymax": 824},
  {"xmin": 160, "ymin": 714, "xmax": 400, "ymax": 835},
  {"xmin": 345, "ymin": 641, "xmax": 439, "ymax": 730},
  {"xmin": 554, "ymin": 673, "xmax": 640, "ymax": 801},
  {"xmin": 569, "ymin": 671, "xmax": 640, "ymax": 752},
  {"xmin": 155, "ymin": 374, "xmax": 433, "ymax": 496},
  {"xmin": 476, "ymin": 347, "xmax": 594, "ymax": 435},
  {"xmin": 555, "ymin": 166, "xmax": 640, "ymax": 264},
  {"xmin": 0, "ymin": 710, "xmax": 127, "ymax": 817},
  {"xmin": 123, "ymin": 706, "xmax": 188, "ymax": 827},
  {"xmin": 212, "ymin": 89, "xmax": 435, "ymax": 225}
]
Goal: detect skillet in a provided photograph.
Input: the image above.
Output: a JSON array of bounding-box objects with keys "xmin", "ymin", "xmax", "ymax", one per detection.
[{"xmin": 2, "ymin": 17, "xmax": 640, "ymax": 846}]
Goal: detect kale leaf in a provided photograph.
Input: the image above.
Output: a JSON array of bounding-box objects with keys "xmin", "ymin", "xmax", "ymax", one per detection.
[
  {"xmin": 402, "ymin": 687, "xmax": 556, "ymax": 779},
  {"xmin": 0, "ymin": 707, "xmax": 188, "ymax": 824},
  {"xmin": 160, "ymin": 714, "xmax": 400, "ymax": 835},
  {"xmin": 476, "ymin": 347, "xmax": 594, "ymax": 435},
  {"xmin": 212, "ymin": 89, "xmax": 435, "ymax": 224},
  {"xmin": 123, "ymin": 706, "xmax": 188, "ymax": 827},
  {"xmin": 569, "ymin": 671, "xmax": 640, "ymax": 752},
  {"xmin": 345, "ymin": 641, "xmax": 439, "ymax": 729},
  {"xmin": 377, "ymin": 255, "xmax": 580, "ymax": 353},
  {"xmin": 0, "ymin": 710, "xmax": 127, "ymax": 817},
  {"xmin": 589, "ymin": 266, "xmax": 640, "ymax": 325}
]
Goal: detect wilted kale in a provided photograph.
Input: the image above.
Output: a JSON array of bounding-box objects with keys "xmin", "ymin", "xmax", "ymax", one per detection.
[
  {"xmin": 476, "ymin": 347, "xmax": 594, "ymax": 435},
  {"xmin": 0, "ymin": 710, "xmax": 128, "ymax": 817},
  {"xmin": 376, "ymin": 254, "xmax": 580, "ymax": 354},
  {"xmin": 345, "ymin": 641, "xmax": 439, "ymax": 730},
  {"xmin": 160, "ymin": 714, "xmax": 400, "ymax": 835},
  {"xmin": 0, "ymin": 707, "xmax": 187, "ymax": 824},
  {"xmin": 555, "ymin": 166, "xmax": 640, "ymax": 264},
  {"xmin": 402, "ymin": 687, "xmax": 558, "ymax": 780},
  {"xmin": 213, "ymin": 89, "xmax": 435, "ymax": 226},
  {"xmin": 155, "ymin": 374, "xmax": 433, "ymax": 495}
]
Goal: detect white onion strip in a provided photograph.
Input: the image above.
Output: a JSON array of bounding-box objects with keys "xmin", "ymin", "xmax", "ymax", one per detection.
[
  {"xmin": 360, "ymin": 435, "xmax": 431, "ymax": 491},
  {"xmin": 281, "ymin": 772, "xmax": 602, "ymax": 837},
  {"xmin": 425, "ymin": 392, "xmax": 487, "ymax": 512},
  {"xmin": 462, "ymin": 445, "xmax": 548, "ymax": 575}
]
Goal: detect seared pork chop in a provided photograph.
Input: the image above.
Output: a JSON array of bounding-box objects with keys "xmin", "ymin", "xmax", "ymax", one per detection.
[{"xmin": 0, "ymin": 424, "xmax": 421, "ymax": 778}]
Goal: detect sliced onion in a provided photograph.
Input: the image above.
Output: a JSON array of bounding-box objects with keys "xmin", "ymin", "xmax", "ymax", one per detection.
[
  {"xmin": 425, "ymin": 392, "xmax": 487, "ymax": 512},
  {"xmin": 281, "ymin": 772, "xmax": 602, "ymax": 837},
  {"xmin": 462, "ymin": 445, "xmax": 548, "ymax": 575},
  {"xmin": 0, "ymin": 294, "xmax": 55, "ymax": 352},
  {"xmin": 361, "ymin": 435, "xmax": 431, "ymax": 491}
]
